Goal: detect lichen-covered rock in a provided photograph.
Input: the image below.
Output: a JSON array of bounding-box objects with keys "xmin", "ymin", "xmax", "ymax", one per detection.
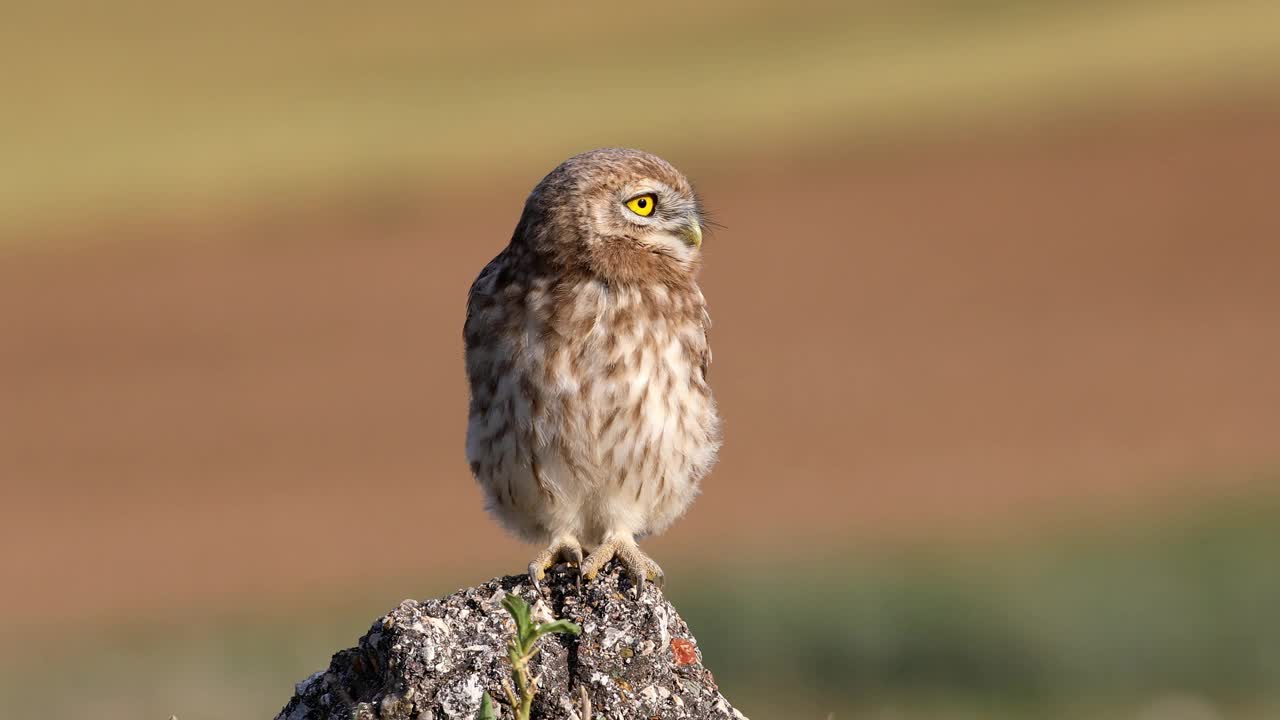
[{"xmin": 276, "ymin": 564, "xmax": 747, "ymax": 720}]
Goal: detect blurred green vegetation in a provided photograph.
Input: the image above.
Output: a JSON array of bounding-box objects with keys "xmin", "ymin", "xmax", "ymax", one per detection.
[
  {"xmin": 5, "ymin": 0, "xmax": 1279, "ymax": 237},
  {"xmin": 676, "ymin": 493, "xmax": 1280, "ymax": 714},
  {"xmin": 4, "ymin": 490, "xmax": 1278, "ymax": 719}
]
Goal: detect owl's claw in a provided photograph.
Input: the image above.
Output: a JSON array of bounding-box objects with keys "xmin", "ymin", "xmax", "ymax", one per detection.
[
  {"xmin": 566, "ymin": 545, "xmax": 584, "ymax": 591},
  {"xmin": 650, "ymin": 564, "xmax": 667, "ymax": 589},
  {"xmin": 528, "ymin": 536, "xmax": 583, "ymax": 593},
  {"xmin": 631, "ymin": 563, "xmax": 666, "ymax": 598},
  {"xmin": 626, "ymin": 568, "xmax": 646, "ymax": 599},
  {"xmin": 527, "ymin": 564, "xmax": 545, "ymax": 595},
  {"xmin": 580, "ymin": 536, "xmax": 665, "ymax": 596}
]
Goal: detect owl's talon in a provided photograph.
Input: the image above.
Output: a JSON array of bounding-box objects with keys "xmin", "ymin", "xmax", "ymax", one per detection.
[
  {"xmin": 627, "ymin": 568, "xmax": 646, "ymax": 598},
  {"xmin": 580, "ymin": 536, "xmax": 664, "ymax": 596},
  {"xmin": 528, "ymin": 536, "xmax": 582, "ymax": 593},
  {"xmin": 650, "ymin": 566, "xmax": 666, "ymax": 590},
  {"xmin": 527, "ymin": 563, "xmax": 546, "ymax": 595}
]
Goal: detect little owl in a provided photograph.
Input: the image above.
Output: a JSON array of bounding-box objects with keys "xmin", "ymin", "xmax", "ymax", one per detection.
[{"xmin": 463, "ymin": 148, "xmax": 720, "ymax": 592}]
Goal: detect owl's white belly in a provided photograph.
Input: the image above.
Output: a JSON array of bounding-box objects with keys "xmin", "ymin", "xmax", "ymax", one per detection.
[{"xmin": 466, "ymin": 280, "xmax": 719, "ymax": 549}]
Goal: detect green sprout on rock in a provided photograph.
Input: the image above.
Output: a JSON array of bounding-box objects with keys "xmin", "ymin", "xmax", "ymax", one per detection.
[{"xmin": 477, "ymin": 593, "xmax": 582, "ymax": 720}]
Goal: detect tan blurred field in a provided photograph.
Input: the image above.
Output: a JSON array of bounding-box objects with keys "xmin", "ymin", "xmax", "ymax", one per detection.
[{"xmin": 5, "ymin": 0, "xmax": 1280, "ymax": 237}]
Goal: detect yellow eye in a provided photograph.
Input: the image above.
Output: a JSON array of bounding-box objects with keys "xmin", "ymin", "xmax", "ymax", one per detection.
[{"xmin": 625, "ymin": 194, "xmax": 657, "ymax": 217}]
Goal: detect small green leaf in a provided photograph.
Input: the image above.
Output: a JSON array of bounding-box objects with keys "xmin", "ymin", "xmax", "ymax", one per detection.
[
  {"xmin": 501, "ymin": 593, "xmax": 533, "ymax": 643},
  {"xmin": 534, "ymin": 619, "xmax": 582, "ymax": 639},
  {"xmin": 476, "ymin": 691, "xmax": 497, "ymax": 720}
]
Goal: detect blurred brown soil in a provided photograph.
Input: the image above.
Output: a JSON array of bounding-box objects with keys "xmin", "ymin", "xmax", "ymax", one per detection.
[{"xmin": 2, "ymin": 104, "xmax": 1278, "ymax": 627}]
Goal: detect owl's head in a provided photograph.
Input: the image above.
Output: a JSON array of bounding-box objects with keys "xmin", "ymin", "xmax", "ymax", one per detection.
[{"xmin": 514, "ymin": 148, "xmax": 706, "ymax": 283}]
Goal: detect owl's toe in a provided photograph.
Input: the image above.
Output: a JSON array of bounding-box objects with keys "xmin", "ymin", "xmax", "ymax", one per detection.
[
  {"xmin": 528, "ymin": 536, "xmax": 583, "ymax": 593},
  {"xmin": 618, "ymin": 544, "xmax": 665, "ymax": 597},
  {"xmin": 649, "ymin": 562, "xmax": 666, "ymax": 589},
  {"xmin": 526, "ymin": 561, "xmax": 547, "ymax": 594},
  {"xmin": 582, "ymin": 537, "xmax": 664, "ymax": 597},
  {"xmin": 579, "ymin": 538, "xmax": 619, "ymax": 582},
  {"xmin": 564, "ymin": 543, "xmax": 584, "ymax": 567}
]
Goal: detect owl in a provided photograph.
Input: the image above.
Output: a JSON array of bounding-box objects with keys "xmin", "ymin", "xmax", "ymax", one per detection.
[{"xmin": 463, "ymin": 148, "xmax": 720, "ymax": 591}]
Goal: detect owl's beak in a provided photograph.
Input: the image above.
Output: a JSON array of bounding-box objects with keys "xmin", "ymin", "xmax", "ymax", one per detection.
[{"xmin": 679, "ymin": 219, "xmax": 703, "ymax": 249}]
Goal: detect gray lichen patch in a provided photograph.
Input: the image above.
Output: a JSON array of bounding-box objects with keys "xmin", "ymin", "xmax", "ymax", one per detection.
[{"xmin": 276, "ymin": 564, "xmax": 746, "ymax": 720}]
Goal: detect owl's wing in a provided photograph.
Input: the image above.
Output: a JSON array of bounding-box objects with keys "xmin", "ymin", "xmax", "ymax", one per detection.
[
  {"xmin": 464, "ymin": 253, "xmax": 505, "ymax": 343},
  {"xmin": 698, "ymin": 303, "xmax": 713, "ymax": 383}
]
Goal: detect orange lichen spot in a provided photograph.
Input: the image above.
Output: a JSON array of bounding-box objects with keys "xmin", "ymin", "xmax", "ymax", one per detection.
[{"xmin": 671, "ymin": 637, "xmax": 697, "ymax": 666}]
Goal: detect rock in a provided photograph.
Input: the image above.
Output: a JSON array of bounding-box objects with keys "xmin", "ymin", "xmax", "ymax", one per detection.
[{"xmin": 276, "ymin": 563, "xmax": 747, "ymax": 720}]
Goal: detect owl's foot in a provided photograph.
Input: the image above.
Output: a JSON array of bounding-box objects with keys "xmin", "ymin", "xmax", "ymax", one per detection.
[
  {"xmin": 528, "ymin": 536, "xmax": 583, "ymax": 593},
  {"xmin": 580, "ymin": 536, "xmax": 665, "ymax": 596}
]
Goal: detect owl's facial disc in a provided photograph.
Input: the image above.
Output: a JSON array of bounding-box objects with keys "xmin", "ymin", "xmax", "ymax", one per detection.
[{"xmin": 611, "ymin": 181, "xmax": 702, "ymax": 259}]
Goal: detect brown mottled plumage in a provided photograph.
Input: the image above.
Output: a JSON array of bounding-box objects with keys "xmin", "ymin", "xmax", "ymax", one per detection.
[{"xmin": 464, "ymin": 148, "xmax": 720, "ymax": 590}]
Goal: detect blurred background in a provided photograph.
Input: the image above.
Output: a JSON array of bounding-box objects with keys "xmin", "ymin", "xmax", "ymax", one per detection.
[{"xmin": 2, "ymin": 1, "xmax": 1279, "ymax": 718}]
